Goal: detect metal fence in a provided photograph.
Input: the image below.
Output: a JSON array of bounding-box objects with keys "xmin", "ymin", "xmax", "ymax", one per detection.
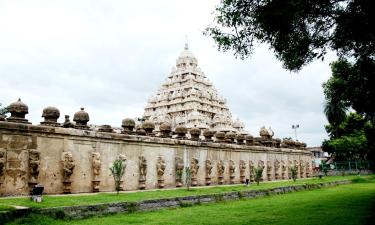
[{"xmin": 319, "ymin": 161, "xmax": 373, "ymax": 175}]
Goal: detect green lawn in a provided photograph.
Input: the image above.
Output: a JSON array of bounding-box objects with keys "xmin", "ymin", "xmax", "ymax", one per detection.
[
  {"xmin": 7, "ymin": 176, "xmax": 375, "ymax": 225},
  {"xmin": 0, "ymin": 175, "xmax": 370, "ymax": 209}
]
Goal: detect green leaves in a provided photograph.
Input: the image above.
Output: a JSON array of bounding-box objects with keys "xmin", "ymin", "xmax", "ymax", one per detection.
[{"xmin": 110, "ymin": 159, "xmax": 125, "ymax": 194}]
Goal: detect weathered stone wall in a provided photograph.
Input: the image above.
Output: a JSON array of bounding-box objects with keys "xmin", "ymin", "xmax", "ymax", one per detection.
[{"xmin": 0, "ymin": 121, "xmax": 313, "ymax": 196}]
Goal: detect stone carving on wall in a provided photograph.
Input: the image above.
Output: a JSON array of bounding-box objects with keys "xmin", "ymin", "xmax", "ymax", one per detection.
[
  {"xmin": 0, "ymin": 150, "xmax": 5, "ymax": 187},
  {"xmin": 305, "ymin": 161, "xmax": 311, "ymax": 177},
  {"xmin": 293, "ymin": 160, "xmax": 299, "ymax": 178},
  {"xmin": 217, "ymin": 160, "xmax": 225, "ymax": 184},
  {"xmin": 258, "ymin": 160, "xmax": 265, "ymax": 181},
  {"xmin": 118, "ymin": 154, "xmax": 127, "ymax": 191},
  {"xmin": 92, "ymin": 152, "xmax": 101, "ymax": 192},
  {"xmin": 229, "ymin": 160, "xmax": 236, "ymax": 184},
  {"xmin": 288, "ymin": 160, "xmax": 293, "ymax": 179},
  {"xmin": 62, "ymin": 152, "xmax": 75, "ymax": 194},
  {"xmin": 274, "ymin": 159, "xmax": 280, "ymax": 180},
  {"xmin": 156, "ymin": 155, "xmax": 166, "ymax": 188},
  {"xmin": 300, "ymin": 160, "xmax": 305, "ymax": 178},
  {"xmin": 239, "ymin": 160, "xmax": 246, "ymax": 183},
  {"xmin": 190, "ymin": 157, "xmax": 199, "ymax": 186},
  {"xmin": 205, "ymin": 159, "xmax": 213, "ymax": 185},
  {"xmin": 175, "ymin": 156, "xmax": 184, "ymax": 187},
  {"xmin": 28, "ymin": 149, "xmax": 40, "ymax": 191},
  {"xmin": 249, "ymin": 160, "xmax": 254, "ymax": 182},
  {"xmin": 281, "ymin": 160, "xmax": 287, "ymax": 179},
  {"xmin": 266, "ymin": 161, "xmax": 272, "ymax": 181},
  {"xmin": 139, "ymin": 155, "xmax": 147, "ymax": 189}
]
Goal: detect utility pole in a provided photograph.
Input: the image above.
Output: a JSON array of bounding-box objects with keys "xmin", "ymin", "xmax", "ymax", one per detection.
[{"xmin": 292, "ymin": 124, "xmax": 299, "ymax": 141}]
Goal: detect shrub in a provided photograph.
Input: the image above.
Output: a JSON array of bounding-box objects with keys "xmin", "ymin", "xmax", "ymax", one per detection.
[
  {"xmin": 290, "ymin": 166, "xmax": 298, "ymax": 182},
  {"xmin": 253, "ymin": 167, "xmax": 264, "ymax": 186},
  {"xmin": 109, "ymin": 159, "xmax": 125, "ymax": 194}
]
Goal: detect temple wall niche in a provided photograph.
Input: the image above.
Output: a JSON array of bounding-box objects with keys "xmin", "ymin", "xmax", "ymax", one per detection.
[{"xmin": 0, "ymin": 123, "xmax": 313, "ymax": 196}]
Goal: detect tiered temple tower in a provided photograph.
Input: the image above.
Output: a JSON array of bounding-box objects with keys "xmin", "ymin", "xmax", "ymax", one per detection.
[{"xmin": 143, "ymin": 44, "xmax": 246, "ymax": 133}]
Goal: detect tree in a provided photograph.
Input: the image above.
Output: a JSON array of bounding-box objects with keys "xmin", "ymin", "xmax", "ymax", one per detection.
[
  {"xmin": 322, "ymin": 112, "xmax": 372, "ymax": 160},
  {"xmin": 253, "ymin": 167, "xmax": 264, "ymax": 185},
  {"xmin": 205, "ymin": 0, "xmax": 375, "ymax": 120},
  {"xmin": 109, "ymin": 159, "xmax": 125, "ymax": 195},
  {"xmin": 290, "ymin": 166, "xmax": 298, "ymax": 182}
]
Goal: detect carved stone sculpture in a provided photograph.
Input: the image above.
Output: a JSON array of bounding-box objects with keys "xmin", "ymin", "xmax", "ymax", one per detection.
[
  {"xmin": 294, "ymin": 160, "xmax": 299, "ymax": 178},
  {"xmin": 175, "ymin": 156, "xmax": 184, "ymax": 187},
  {"xmin": 239, "ymin": 160, "xmax": 246, "ymax": 183},
  {"xmin": 28, "ymin": 149, "xmax": 40, "ymax": 192},
  {"xmin": 41, "ymin": 106, "xmax": 60, "ymax": 127},
  {"xmin": 305, "ymin": 161, "xmax": 311, "ymax": 177},
  {"xmin": 190, "ymin": 157, "xmax": 199, "ymax": 186},
  {"xmin": 73, "ymin": 107, "xmax": 90, "ymax": 130},
  {"xmin": 203, "ymin": 129, "xmax": 214, "ymax": 142},
  {"xmin": 288, "ymin": 160, "xmax": 293, "ymax": 179},
  {"xmin": 0, "ymin": 150, "xmax": 6, "ymax": 186},
  {"xmin": 7, "ymin": 98, "xmax": 30, "ymax": 124},
  {"xmin": 229, "ymin": 160, "xmax": 236, "ymax": 184},
  {"xmin": 249, "ymin": 160, "xmax": 254, "ymax": 182},
  {"xmin": 274, "ymin": 160, "xmax": 280, "ymax": 180},
  {"xmin": 267, "ymin": 161, "xmax": 272, "ymax": 181},
  {"xmin": 62, "ymin": 152, "xmax": 75, "ymax": 193},
  {"xmin": 156, "ymin": 155, "xmax": 166, "ymax": 188},
  {"xmin": 281, "ymin": 160, "xmax": 287, "ymax": 179},
  {"xmin": 63, "ymin": 115, "xmax": 74, "ymax": 128},
  {"xmin": 118, "ymin": 154, "xmax": 127, "ymax": 191},
  {"xmin": 189, "ymin": 127, "xmax": 201, "ymax": 141},
  {"xmin": 300, "ymin": 160, "xmax": 305, "ymax": 178},
  {"xmin": 159, "ymin": 122, "xmax": 172, "ymax": 138},
  {"xmin": 217, "ymin": 160, "xmax": 225, "ymax": 184},
  {"xmin": 139, "ymin": 155, "xmax": 147, "ymax": 189},
  {"xmin": 122, "ymin": 118, "xmax": 135, "ymax": 134},
  {"xmin": 175, "ymin": 125, "xmax": 187, "ymax": 139},
  {"xmin": 214, "ymin": 131, "xmax": 225, "ymax": 143},
  {"xmin": 92, "ymin": 152, "xmax": 101, "ymax": 192},
  {"xmin": 142, "ymin": 120, "xmax": 155, "ymax": 136},
  {"xmin": 259, "ymin": 126, "xmax": 271, "ymax": 139},
  {"xmin": 258, "ymin": 160, "xmax": 265, "ymax": 181},
  {"xmin": 205, "ymin": 159, "xmax": 213, "ymax": 185}
]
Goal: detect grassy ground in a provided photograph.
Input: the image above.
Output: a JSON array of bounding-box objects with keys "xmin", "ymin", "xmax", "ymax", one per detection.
[
  {"xmin": 0, "ymin": 176, "xmax": 366, "ymax": 208},
  {"xmin": 7, "ymin": 176, "xmax": 375, "ymax": 225},
  {"xmin": 0, "ymin": 175, "xmax": 369, "ymax": 209}
]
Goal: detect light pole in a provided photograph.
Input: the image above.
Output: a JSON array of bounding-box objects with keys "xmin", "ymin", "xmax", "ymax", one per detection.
[{"xmin": 292, "ymin": 124, "xmax": 299, "ymax": 141}]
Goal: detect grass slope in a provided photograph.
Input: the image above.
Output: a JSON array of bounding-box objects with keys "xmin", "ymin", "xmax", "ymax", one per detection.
[
  {"xmin": 0, "ymin": 175, "xmax": 369, "ymax": 209},
  {"xmin": 7, "ymin": 176, "xmax": 375, "ymax": 225}
]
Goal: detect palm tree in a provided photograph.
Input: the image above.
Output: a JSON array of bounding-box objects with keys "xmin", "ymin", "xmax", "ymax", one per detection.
[{"xmin": 323, "ymin": 99, "xmax": 347, "ymax": 127}]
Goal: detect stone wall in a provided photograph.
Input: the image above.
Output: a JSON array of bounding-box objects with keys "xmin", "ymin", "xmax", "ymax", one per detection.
[{"xmin": 0, "ymin": 121, "xmax": 313, "ymax": 196}]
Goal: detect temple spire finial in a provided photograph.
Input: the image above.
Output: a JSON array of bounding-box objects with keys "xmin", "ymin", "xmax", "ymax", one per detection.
[{"xmin": 184, "ymin": 35, "xmax": 189, "ymax": 50}]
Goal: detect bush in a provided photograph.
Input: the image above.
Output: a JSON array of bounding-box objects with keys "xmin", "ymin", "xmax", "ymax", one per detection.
[
  {"xmin": 109, "ymin": 159, "xmax": 125, "ymax": 194},
  {"xmin": 253, "ymin": 167, "xmax": 264, "ymax": 186},
  {"xmin": 290, "ymin": 166, "xmax": 298, "ymax": 182}
]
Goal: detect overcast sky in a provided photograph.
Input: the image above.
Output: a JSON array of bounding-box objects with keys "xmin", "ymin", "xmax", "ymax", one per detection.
[{"xmin": 0, "ymin": 0, "xmax": 335, "ymax": 146}]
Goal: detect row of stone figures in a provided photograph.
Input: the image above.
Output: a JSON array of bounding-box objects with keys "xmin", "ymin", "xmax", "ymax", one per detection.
[
  {"xmin": 0, "ymin": 99, "xmax": 307, "ymax": 150},
  {"xmin": 0, "ymin": 147, "xmax": 313, "ymax": 194}
]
